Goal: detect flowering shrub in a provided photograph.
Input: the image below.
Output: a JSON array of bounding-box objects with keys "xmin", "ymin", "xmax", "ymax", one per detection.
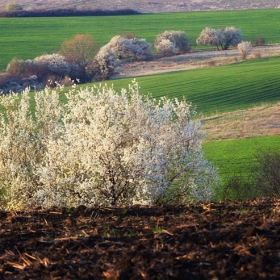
[
  {"xmin": 0, "ymin": 81, "xmax": 218, "ymax": 209},
  {"xmin": 196, "ymin": 28, "xmax": 224, "ymax": 50},
  {"xmin": 196, "ymin": 27, "xmax": 242, "ymax": 50},
  {"xmin": 154, "ymin": 31, "xmax": 191, "ymax": 55},
  {"xmin": 6, "ymin": 54, "xmax": 72, "ymax": 82},
  {"xmin": 33, "ymin": 53, "xmax": 71, "ymax": 77},
  {"xmin": 155, "ymin": 39, "xmax": 178, "ymax": 55},
  {"xmin": 237, "ymin": 41, "xmax": 252, "ymax": 60},
  {"xmin": 87, "ymin": 46, "xmax": 120, "ymax": 80},
  {"xmin": 105, "ymin": 35, "xmax": 153, "ymax": 61}
]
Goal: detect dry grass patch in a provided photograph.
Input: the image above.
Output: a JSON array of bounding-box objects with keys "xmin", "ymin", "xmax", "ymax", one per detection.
[
  {"xmin": 202, "ymin": 102, "xmax": 280, "ymax": 141},
  {"xmin": 116, "ymin": 44, "xmax": 280, "ymax": 78}
]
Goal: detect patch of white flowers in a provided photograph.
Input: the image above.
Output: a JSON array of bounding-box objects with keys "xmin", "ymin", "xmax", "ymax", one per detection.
[
  {"xmin": 237, "ymin": 41, "xmax": 253, "ymax": 60},
  {"xmin": 93, "ymin": 46, "xmax": 120, "ymax": 79},
  {"xmin": 154, "ymin": 30, "xmax": 191, "ymax": 55},
  {"xmin": 0, "ymin": 81, "xmax": 218, "ymax": 209},
  {"xmin": 105, "ymin": 35, "xmax": 154, "ymax": 60},
  {"xmin": 196, "ymin": 27, "xmax": 242, "ymax": 50},
  {"xmin": 33, "ymin": 53, "xmax": 71, "ymax": 76}
]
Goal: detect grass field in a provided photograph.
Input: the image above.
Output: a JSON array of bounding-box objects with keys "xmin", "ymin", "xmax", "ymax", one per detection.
[
  {"xmin": 3, "ymin": 55, "xmax": 279, "ymax": 117},
  {"xmin": 1, "ymin": 9, "xmax": 280, "ymax": 71},
  {"xmin": 98, "ymin": 56, "xmax": 280, "ymax": 116},
  {"xmin": 203, "ymin": 135, "xmax": 280, "ymax": 180}
]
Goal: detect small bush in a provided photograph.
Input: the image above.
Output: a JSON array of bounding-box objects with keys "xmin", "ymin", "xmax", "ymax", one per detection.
[
  {"xmin": 252, "ymin": 50, "xmax": 262, "ymax": 58},
  {"xmin": 0, "ymin": 74, "xmax": 8, "ymax": 87},
  {"xmin": 60, "ymin": 75, "xmax": 73, "ymax": 87},
  {"xmin": 6, "ymin": 58, "xmax": 28, "ymax": 77},
  {"xmin": 6, "ymin": 58, "xmax": 51, "ymax": 80},
  {"xmin": 118, "ymin": 32, "xmax": 137, "ymax": 39},
  {"xmin": 252, "ymin": 150, "xmax": 280, "ymax": 197},
  {"xmin": 237, "ymin": 41, "xmax": 252, "ymax": 60},
  {"xmin": 220, "ymin": 174, "xmax": 256, "ymax": 201},
  {"xmin": 253, "ymin": 37, "xmax": 265, "ymax": 47}
]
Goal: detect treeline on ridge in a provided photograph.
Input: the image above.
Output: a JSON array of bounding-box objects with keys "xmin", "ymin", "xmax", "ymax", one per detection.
[{"xmin": 0, "ymin": 8, "xmax": 140, "ymax": 18}]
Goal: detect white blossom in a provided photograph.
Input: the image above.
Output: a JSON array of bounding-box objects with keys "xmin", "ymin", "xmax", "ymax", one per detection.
[
  {"xmin": 93, "ymin": 46, "xmax": 120, "ymax": 79},
  {"xmin": 237, "ymin": 41, "xmax": 253, "ymax": 60},
  {"xmin": 0, "ymin": 81, "xmax": 218, "ymax": 209},
  {"xmin": 34, "ymin": 53, "xmax": 71, "ymax": 76},
  {"xmin": 105, "ymin": 35, "xmax": 153, "ymax": 61},
  {"xmin": 197, "ymin": 27, "xmax": 242, "ymax": 50},
  {"xmin": 154, "ymin": 30, "xmax": 191, "ymax": 55}
]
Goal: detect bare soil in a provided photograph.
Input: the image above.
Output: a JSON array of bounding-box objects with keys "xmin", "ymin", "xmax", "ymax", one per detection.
[
  {"xmin": 1, "ymin": 198, "xmax": 280, "ymax": 279},
  {"xmin": 0, "ymin": 0, "xmax": 279, "ymax": 12}
]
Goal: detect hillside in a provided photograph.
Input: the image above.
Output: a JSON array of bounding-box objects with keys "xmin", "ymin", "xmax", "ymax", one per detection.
[{"xmin": 0, "ymin": 0, "xmax": 279, "ymax": 13}]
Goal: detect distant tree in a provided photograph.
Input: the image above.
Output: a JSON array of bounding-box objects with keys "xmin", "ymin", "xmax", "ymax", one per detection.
[
  {"xmin": 59, "ymin": 34, "xmax": 97, "ymax": 82},
  {"xmin": 59, "ymin": 34, "xmax": 96, "ymax": 67},
  {"xmin": 237, "ymin": 41, "xmax": 252, "ymax": 60},
  {"xmin": 105, "ymin": 35, "xmax": 153, "ymax": 61},
  {"xmin": 196, "ymin": 27, "xmax": 224, "ymax": 50},
  {"xmin": 222, "ymin": 27, "xmax": 243, "ymax": 50},
  {"xmin": 33, "ymin": 53, "xmax": 71, "ymax": 76},
  {"xmin": 154, "ymin": 30, "xmax": 191, "ymax": 55},
  {"xmin": 5, "ymin": 2, "xmax": 23, "ymax": 11},
  {"xmin": 197, "ymin": 27, "xmax": 242, "ymax": 50},
  {"xmin": 86, "ymin": 46, "xmax": 120, "ymax": 80}
]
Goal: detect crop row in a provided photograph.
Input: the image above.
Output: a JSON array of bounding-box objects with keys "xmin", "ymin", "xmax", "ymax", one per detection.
[{"xmin": 100, "ymin": 56, "xmax": 280, "ymax": 115}]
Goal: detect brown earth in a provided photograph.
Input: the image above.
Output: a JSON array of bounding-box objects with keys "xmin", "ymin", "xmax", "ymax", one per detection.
[
  {"xmin": 1, "ymin": 198, "xmax": 280, "ymax": 279},
  {"xmin": 0, "ymin": 0, "xmax": 279, "ymax": 13}
]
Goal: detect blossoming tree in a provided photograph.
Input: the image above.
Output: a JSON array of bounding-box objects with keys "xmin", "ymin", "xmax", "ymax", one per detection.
[
  {"xmin": 105, "ymin": 35, "xmax": 154, "ymax": 61},
  {"xmin": 154, "ymin": 30, "xmax": 191, "ymax": 55},
  {"xmin": 196, "ymin": 27, "xmax": 242, "ymax": 50},
  {"xmin": 0, "ymin": 81, "xmax": 218, "ymax": 209}
]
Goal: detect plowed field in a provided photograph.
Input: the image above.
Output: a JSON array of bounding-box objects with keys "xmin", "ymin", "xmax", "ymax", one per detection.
[{"xmin": 1, "ymin": 198, "xmax": 280, "ymax": 279}]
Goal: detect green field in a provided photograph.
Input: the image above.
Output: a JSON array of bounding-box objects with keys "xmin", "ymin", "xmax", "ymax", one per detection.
[
  {"xmin": 3, "ymin": 55, "xmax": 279, "ymax": 117},
  {"xmin": 1, "ymin": 9, "xmax": 280, "ymax": 71},
  {"xmin": 203, "ymin": 135, "xmax": 280, "ymax": 180},
  {"xmin": 96, "ymin": 56, "xmax": 280, "ymax": 116}
]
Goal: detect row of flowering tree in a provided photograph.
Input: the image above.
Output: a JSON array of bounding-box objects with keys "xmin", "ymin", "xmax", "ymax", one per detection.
[{"xmin": 4, "ymin": 27, "xmax": 243, "ymax": 85}]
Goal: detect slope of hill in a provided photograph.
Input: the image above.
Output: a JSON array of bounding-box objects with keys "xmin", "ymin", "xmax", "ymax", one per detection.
[{"xmin": 0, "ymin": 0, "xmax": 279, "ymax": 13}]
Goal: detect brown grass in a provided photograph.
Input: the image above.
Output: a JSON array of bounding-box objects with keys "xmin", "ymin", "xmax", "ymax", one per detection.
[
  {"xmin": 201, "ymin": 102, "xmax": 280, "ymax": 141},
  {"xmin": 116, "ymin": 44, "xmax": 280, "ymax": 79}
]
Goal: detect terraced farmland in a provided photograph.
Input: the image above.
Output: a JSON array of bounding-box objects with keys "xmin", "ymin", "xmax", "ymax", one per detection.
[{"xmin": 1, "ymin": 9, "xmax": 280, "ymax": 71}]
